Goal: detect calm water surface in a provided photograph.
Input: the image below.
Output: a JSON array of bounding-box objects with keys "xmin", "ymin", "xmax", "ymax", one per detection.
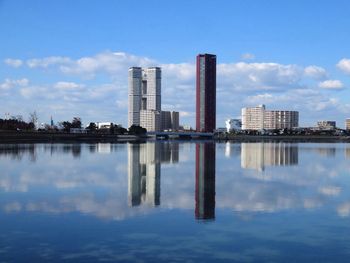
[{"xmin": 1, "ymin": 142, "xmax": 350, "ymax": 262}]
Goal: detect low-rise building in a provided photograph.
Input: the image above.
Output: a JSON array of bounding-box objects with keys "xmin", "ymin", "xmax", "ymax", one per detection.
[
  {"xmin": 160, "ymin": 111, "xmax": 179, "ymax": 131},
  {"xmin": 225, "ymin": 119, "xmax": 242, "ymax": 132},
  {"xmin": 317, "ymin": 121, "xmax": 336, "ymax": 130},
  {"xmin": 140, "ymin": 110, "xmax": 161, "ymax": 132}
]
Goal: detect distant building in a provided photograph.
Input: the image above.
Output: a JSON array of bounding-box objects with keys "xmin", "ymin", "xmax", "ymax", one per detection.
[
  {"xmin": 196, "ymin": 54, "xmax": 216, "ymax": 132},
  {"xmin": 96, "ymin": 122, "xmax": 112, "ymax": 129},
  {"xmin": 225, "ymin": 119, "xmax": 242, "ymax": 132},
  {"xmin": 242, "ymin": 105, "xmax": 299, "ymax": 130},
  {"xmin": 161, "ymin": 111, "xmax": 179, "ymax": 131},
  {"xmin": 140, "ymin": 110, "xmax": 161, "ymax": 132},
  {"xmin": 317, "ymin": 121, "xmax": 336, "ymax": 130},
  {"xmin": 346, "ymin": 119, "xmax": 350, "ymax": 130},
  {"xmin": 128, "ymin": 67, "xmax": 161, "ymax": 131}
]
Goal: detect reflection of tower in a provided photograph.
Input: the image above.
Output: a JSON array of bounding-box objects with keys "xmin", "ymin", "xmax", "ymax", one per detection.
[
  {"xmin": 195, "ymin": 143, "xmax": 216, "ymax": 220},
  {"xmin": 128, "ymin": 143, "xmax": 161, "ymax": 206},
  {"xmin": 241, "ymin": 142, "xmax": 298, "ymax": 171}
]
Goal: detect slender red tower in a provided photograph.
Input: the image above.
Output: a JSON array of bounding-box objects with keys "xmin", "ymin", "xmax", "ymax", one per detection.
[{"xmin": 196, "ymin": 54, "xmax": 216, "ymax": 132}]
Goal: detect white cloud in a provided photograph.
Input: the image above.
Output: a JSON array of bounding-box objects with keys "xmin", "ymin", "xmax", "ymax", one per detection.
[
  {"xmin": 218, "ymin": 62, "xmax": 302, "ymax": 92},
  {"xmin": 4, "ymin": 51, "xmax": 350, "ymax": 127},
  {"xmin": 318, "ymin": 186, "xmax": 341, "ymax": 196},
  {"xmin": 4, "ymin": 58, "xmax": 23, "ymax": 68},
  {"xmin": 318, "ymin": 79, "xmax": 344, "ymax": 90},
  {"xmin": 241, "ymin": 53, "xmax": 255, "ymax": 60},
  {"xmin": 54, "ymin": 81, "xmax": 83, "ymax": 90},
  {"xmin": 304, "ymin": 65, "xmax": 327, "ymax": 79},
  {"xmin": 337, "ymin": 58, "xmax": 350, "ymax": 74},
  {"xmin": 0, "ymin": 78, "xmax": 29, "ymax": 90},
  {"xmin": 27, "ymin": 56, "xmax": 72, "ymax": 68}
]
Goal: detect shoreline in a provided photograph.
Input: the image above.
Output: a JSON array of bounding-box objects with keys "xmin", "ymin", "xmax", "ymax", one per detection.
[{"xmin": 1, "ymin": 132, "xmax": 350, "ymax": 143}]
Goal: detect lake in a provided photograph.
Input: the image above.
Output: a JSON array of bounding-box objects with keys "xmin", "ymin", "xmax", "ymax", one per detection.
[{"xmin": 0, "ymin": 141, "xmax": 350, "ymax": 262}]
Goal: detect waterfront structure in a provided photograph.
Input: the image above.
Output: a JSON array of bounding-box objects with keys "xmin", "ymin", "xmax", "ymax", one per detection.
[
  {"xmin": 128, "ymin": 67, "xmax": 161, "ymax": 131},
  {"xmin": 241, "ymin": 105, "xmax": 299, "ymax": 130},
  {"xmin": 241, "ymin": 142, "xmax": 298, "ymax": 171},
  {"xmin": 196, "ymin": 54, "xmax": 216, "ymax": 132},
  {"xmin": 317, "ymin": 121, "xmax": 336, "ymax": 130},
  {"xmin": 346, "ymin": 119, "xmax": 350, "ymax": 130},
  {"xmin": 225, "ymin": 119, "xmax": 242, "ymax": 132},
  {"xmin": 195, "ymin": 143, "xmax": 216, "ymax": 220}
]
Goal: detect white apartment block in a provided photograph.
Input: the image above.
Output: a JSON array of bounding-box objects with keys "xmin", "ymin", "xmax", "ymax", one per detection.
[
  {"xmin": 128, "ymin": 67, "xmax": 161, "ymax": 131},
  {"xmin": 241, "ymin": 105, "xmax": 265, "ymax": 130},
  {"xmin": 242, "ymin": 105, "xmax": 298, "ymax": 130}
]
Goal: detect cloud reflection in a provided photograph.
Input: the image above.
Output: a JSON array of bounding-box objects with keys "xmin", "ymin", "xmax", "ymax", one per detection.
[{"xmin": 0, "ymin": 142, "xmax": 349, "ymax": 220}]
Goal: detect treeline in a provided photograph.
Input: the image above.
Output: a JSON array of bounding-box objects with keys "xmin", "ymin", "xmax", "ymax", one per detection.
[{"xmin": 0, "ymin": 119, "xmax": 34, "ymax": 131}]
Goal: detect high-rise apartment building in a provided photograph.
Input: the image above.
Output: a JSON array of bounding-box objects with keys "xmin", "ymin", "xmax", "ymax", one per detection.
[
  {"xmin": 196, "ymin": 54, "xmax": 216, "ymax": 132},
  {"xmin": 128, "ymin": 67, "xmax": 161, "ymax": 131},
  {"xmin": 242, "ymin": 105, "xmax": 298, "ymax": 130}
]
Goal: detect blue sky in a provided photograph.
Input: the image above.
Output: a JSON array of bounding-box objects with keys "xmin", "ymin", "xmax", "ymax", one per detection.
[{"xmin": 1, "ymin": 0, "xmax": 350, "ymax": 127}]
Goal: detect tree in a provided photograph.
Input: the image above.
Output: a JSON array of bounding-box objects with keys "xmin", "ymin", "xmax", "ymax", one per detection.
[
  {"xmin": 115, "ymin": 125, "xmax": 127, "ymax": 135},
  {"xmin": 28, "ymin": 111, "xmax": 38, "ymax": 129},
  {"xmin": 128, "ymin": 125, "xmax": 147, "ymax": 135},
  {"xmin": 110, "ymin": 123, "xmax": 115, "ymax": 134},
  {"xmin": 61, "ymin": 121, "xmax": 72, "ymax": 132},
  {"xmin": 87, "ymin": 122, "xmax": 97, "ymax": 132},
  {"xmin": 71, "ymin": 117, "xmax": 82, "ymax": 129}
]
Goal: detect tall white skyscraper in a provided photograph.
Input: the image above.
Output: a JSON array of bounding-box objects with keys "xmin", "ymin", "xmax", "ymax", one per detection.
[{"xmin": 128, "ymin": 67, "xmax": 161, "ymax": 131}]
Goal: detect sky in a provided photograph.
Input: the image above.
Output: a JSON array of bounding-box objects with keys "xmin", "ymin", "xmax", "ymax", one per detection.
[{"xmin": 1, "ymin": 0, "xmax": 350, "ymax": 128}]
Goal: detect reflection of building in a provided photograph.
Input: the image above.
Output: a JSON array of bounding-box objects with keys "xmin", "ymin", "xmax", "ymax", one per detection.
[
  {"xmin": 195, "ymin": 143, "xmax": 216, "ymax": 220},
  {"xmin": 316, "ymin": 147, "xmax": 336, "ymax": 157},
  {"xmin": 196, "ymin": 54, "xmax": 216, "ymax": 132},
  {"xmin": 345, "ymin": 148, "xmax": 350, "ymax": 159},
  {"xmin": 241, "ymin": 142, "xmax": 298, "ymax": 171},
  {"xmin": 242, "ymin": 104, "xmax": 299, "ymax": 130},
  {"xmin": 128, "ymin": 142, "xmax": 179, "ymax": 207}
]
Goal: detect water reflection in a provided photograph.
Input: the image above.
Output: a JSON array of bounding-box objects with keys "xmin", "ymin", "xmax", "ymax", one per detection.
[
  {"xmin": 0, "ymin": 142, "xmax": 350, "ymax": 220},
  {"xmin": 195, "ymin": 143, "xmax": 216, "ymax": 220},
  {"xmin": 0, "ymin": 144, "xmax": 36, "ymax": 161},
  {"xmin": 241, "ymin": 142, "xmax": 298, "ymax": 171},
  {"xmin": 128, "ymin": 142, "xmax": 179, "ymax": 207}
]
